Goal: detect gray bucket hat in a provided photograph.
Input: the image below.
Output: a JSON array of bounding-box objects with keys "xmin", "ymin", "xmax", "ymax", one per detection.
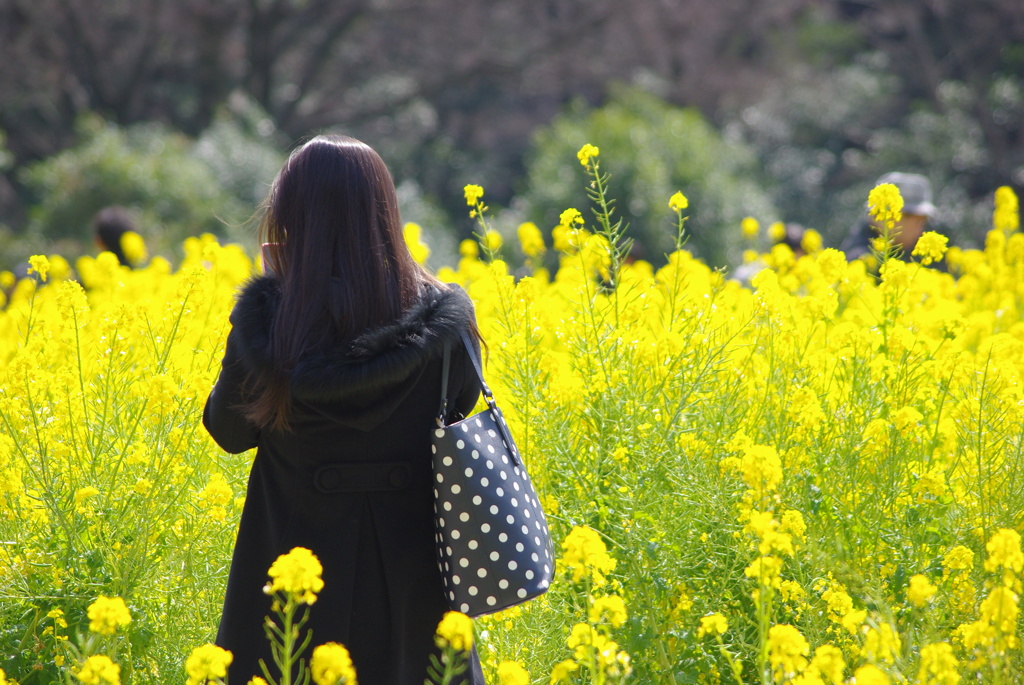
[{"xmin": 875, "ymin": 172, "xmax": 936, "ymax": 217}]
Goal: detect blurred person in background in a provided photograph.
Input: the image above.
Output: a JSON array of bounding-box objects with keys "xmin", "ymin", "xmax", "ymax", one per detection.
[
  {"xmin": 731, "ymin": 222, "xmax": 807, "ymax": 286},
  {"xmin": 840, "ymin": 172, "xmax": 936, "ymax": 261},
  {"xmin": 92, "ymin": 205, "xmax": 148, "ymax": 267}
]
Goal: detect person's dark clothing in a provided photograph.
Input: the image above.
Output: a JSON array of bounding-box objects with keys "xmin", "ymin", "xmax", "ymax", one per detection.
[
  {"xmin": 839, "ymin": 217, "xmax": 874, "ymax": 261},
  {"xmin": 839, "ymin": 217, "xmax": 949, "ymax": 272},
  {"xmin": 204, "ymin": 276, "xmax": 485, "ymax": 685}
]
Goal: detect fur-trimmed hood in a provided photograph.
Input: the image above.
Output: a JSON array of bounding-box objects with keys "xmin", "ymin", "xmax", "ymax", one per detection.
[{"xmin": 227, "ymin": 275, "xmax": 475, "ymax": 428}]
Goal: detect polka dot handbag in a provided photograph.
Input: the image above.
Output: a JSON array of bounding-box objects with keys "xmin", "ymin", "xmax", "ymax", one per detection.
[{"xmin": 432, "ymin": 331, "xmax": 553, "ymax": 617}]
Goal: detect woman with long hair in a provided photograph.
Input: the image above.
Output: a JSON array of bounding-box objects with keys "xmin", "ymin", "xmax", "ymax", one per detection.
[{"xmin": 204, "ymin": 135, "xmax": 485, "ymax": 683}]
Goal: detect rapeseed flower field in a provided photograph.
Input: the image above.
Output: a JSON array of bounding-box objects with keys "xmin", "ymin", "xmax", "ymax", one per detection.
[{"xmin": 1, "ymin": 147, "xmax": 1022, "ymax": 684}]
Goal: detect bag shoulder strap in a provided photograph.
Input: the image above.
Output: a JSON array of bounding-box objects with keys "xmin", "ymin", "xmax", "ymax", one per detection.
[
  {"xmin": 436, "ymin": 330, "xmax": 492, "ymax": 425},
  {"xmin": 458, "ymin": 330, "xmax": 491, "ymax": 399},
  {"xmin": 437, "ymin": 339, "xmax": 452, "ymax": 426},
  {"xmin": 438, "ymin": 330, "xmax": 520, "ymax": 465}
]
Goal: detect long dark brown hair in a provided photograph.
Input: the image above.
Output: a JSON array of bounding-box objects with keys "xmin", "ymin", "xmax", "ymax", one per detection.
[{"xmin": 245, "ymin": 135, "xmax": 439, "ymax": 431}]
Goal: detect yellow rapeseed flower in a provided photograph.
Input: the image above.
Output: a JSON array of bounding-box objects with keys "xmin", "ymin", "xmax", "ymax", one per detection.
[
  {"xmin": 944, "ymin": 545, "xmax": 974, "ymax": 573},
  {"xmin": 577, "ymin": 143, "xmax": 599, "ymax": 167},
  {"xmin": 264, "ymin": 547, "xmax": 324, "ymax": 605},
  {"xmin": 767, "ymin": 243, "xmax": 795, "ymax": 272},
  {"xmin": 552, "ymin": 208, "xmax": 587, "ymax": 253},
  {"xmin": 744, "ymin": 510, "xmax": 795, "ymax": 556},
  {"xmin": 984, "ymin": 528, "xmax": 1023, "ymax": 574},
  {"xmin": 697, "ymin": 613, "xmax": 728, "ymax": 638},
  {"xmin": 741, "ymin": 217, "xmax": 760, "ymax": 240},
  {"xmin": 27, "ymin": 255, "xmax": 50, "ymax": 282},
  {"xmin": 994, "ymin": 185, "xmax": 1019, "ymax": 233},
  {"xmin": 517, "ymin": 222, "xmax": 546, "ymax": 258},
  {"xmin": 957, "ymin": 618, "xmax": 995, "ymax": 653},
  {"xmin": 814, "ymin": 249, "xmax": 846, "ymax": 284},
  {"xmin": 801, "ymin": 228, "xmax": 823, "ymax": 254},
  {"xmin": 744, "ymin": 555, "xmax": 784, "ymax": 589},
  {"xmin": 853, "ymin": 664, "xmax": 891, "ymax": 685},
  {"xmin": 737, "ymin": 444, "xmax": 783, "ymax": 495},
  {"xmin": 912, "ymin": 231, "xmax": 949, "ymax": 265},
  {"xmin": 75, "ymin": 655, "xmax": 121, "ymax": 685},
  {"xmin": 87, "ymin": 596, "xmax": 131, "ymax": 636},
  {"xmin": 46, "ymin": 608, "xmax": 68, "ymax": 628},
  {"xmin": 808, "ymin": 645, "xmax": 845, "ymax": 685},
  {"xmin": 912, "ymin": 465, "xmax": 947, "ymax": 500},
  {"xmin": 549, "ymin": 659, "xmax": 578, "ymax": 684},
  {"xmin": 588, "ymin": 594, "xmax": 627, "ymax": 628},
  {"xmin": 120, "ymin": 231, "xmax": 148, "ymax": 266},
  {"xmin": 459, "ymin": 239, "xmax": 480, "ymax": 259},
  {"xmin": 482, "ymin": 230, "xmax": 503, "ymax": 252},
  {"xmin": 917, "ymin": 642, "xmax": 959, "ymax": 685},
  {"xmin": 185, "ymin": 644, "xmax": 232, "ymax": 685},
  {"xmin": 561, "ymin": 525, "xmax": 617, "ymax": 585},
  {"xmin": 780, "ymin": 510, "xmax": 806, "ymax": 539},
  {"xmin": 863, "ymin": 622, "xmax": 901, "ymax": 664},
  {"xmin": 198, "ymin": 473, "xmax": 233, "ymax": 522},
  {"xmin": 767, "ymin": 624, "xmax": 810, "ymax": 678},
  {"xmin": 497, "ymin": 661, "xmax": 530, "ymax": 685},
  {"xmin": 566, "ymin": 623, "xmax": 597, "ymax": 659},
  {"xmin": 668, "ymin": 191, "xmax": 688, "ymax": 212},
  {"xmin": 868, "ymin": 183, "xmax": 904, "ymax": 231},
  {"xmin": 908, "ymin": 574, "xmax": 938, "ymax": 608},
  {"xmin": 892, "ymin": 406, "xmax": 924, "ymax": 436},
  {"xmin": 978, "ymin": 586, "xmax": 1019, "ymax": 634},
  {"xmin": 434, "ymin": 611, "xmax": 474, "ymax": 652},
  {"xmin": 842, "ymin": 609, "xmax": 868, "ymax": 635},
  {"xmin": 559, "ymin": 208, "xmax": 584, "ymax": 228},
  {"xmin": 310, "ymin": 642, "xmax": 357, "ymax": 685},
  {"xmin": 403, "ymin": 223, "xmax": 430, "ymax": 265},
  {"xmin": 48, "ymin": 255, "xmax": 71, "ymax": 279},
  {"xmin": 464, "ymin": 184, "xmax": 484, "ymax": 207},
  {"xmin": 581, "ymin": 233, "xmax": 612, "ymax": 280},
  {"xmin": 74, "ymin": 486, "xmax": 101, "ymax": 514}
]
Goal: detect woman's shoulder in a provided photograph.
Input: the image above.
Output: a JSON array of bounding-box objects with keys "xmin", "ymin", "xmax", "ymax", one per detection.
[
  {"xmin": 423, "ymin": 281, "xmax": 474, "ymax": 318},
  {"xmin": 229, "ymin": 275, "xmax": 280, "ymax": 325},
  {"xmin": 347, "ymin": 281, "xmax": 473, "ymax": 358},
  {"xmin": 221, "ymin": 275, "xmax": 279, "ymax": 375},
  {"xmin": 286, "ymin": 280, "xmax": 474, "ymax": 404},
  {"xmin": 222, "ymin": 275, "xmax": 474, "ymax": 389}
]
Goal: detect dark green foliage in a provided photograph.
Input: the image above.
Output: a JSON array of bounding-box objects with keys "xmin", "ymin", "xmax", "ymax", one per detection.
[
  {"xmin": 731, "ymin": 54, "xmax": 1019, "ymax": 250},
  {"xmin": 19, "ymin": 113, "xmax": 284, "ymax": 262},
  {"xmin": 520, "ymin": 86, "xmax": 777, "ymax": 268}
]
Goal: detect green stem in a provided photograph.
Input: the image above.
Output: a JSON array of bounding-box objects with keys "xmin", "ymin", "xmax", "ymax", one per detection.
[
  {"xmin": 756, "ymin": 577, "xmax": 772, "ymax": 685},
  {"xmin": 714, "ymin": 636, "xmax": 745, "ymax": 685},
  {"xmin": 23, "ymin": 284, "xmax": 38, "ymax": 345},
  {"xmin": 282, "ymin": 600, "xmax": 296, "ymax": 685}
]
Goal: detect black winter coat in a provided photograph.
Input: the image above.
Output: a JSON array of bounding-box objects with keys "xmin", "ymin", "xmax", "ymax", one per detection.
[{"xmin": 203, "ymin": 276, "xmax": 486, "ymax": 684}]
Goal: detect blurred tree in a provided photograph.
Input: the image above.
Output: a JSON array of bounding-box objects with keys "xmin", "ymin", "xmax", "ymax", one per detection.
[
  {"xmin": 728, "ymin": 54, "xmax": 902, "ymax": 244},
  {"xmin": 19, "ymin": 113, "xmax": 283, "ymax": 261},
  {"xmin": 837, "ymin": 0, "xmax": 1024, "ymax": 194},
  {"xmin": 1, "ymin": 0, "xmax": 1019, "ymax": 256},
  {"xmin": 0, "ymin": 0, "xmax": 814, "ymax": 232},
  {"xmin": 729, "ymin": 2, "xmax": 1024, "ymax": 248},
  {"xmin": 520, "ymin": 86, "xmax": 776, "ymax": 268}
]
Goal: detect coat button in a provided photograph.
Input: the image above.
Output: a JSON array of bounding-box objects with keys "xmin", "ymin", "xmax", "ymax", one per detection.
[
  {"xmin": 317, "ymin": 467, "xmax": 342, "ymax": 492},
  {"xmin": 389, "ymin": 465, "xmax": 410, "ymax": 489}
]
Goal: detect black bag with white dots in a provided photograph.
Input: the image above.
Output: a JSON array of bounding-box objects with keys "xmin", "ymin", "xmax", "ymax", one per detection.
[{"xmin": 431, "ymin": 330, "xmax": 554, "ymax": 617}]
